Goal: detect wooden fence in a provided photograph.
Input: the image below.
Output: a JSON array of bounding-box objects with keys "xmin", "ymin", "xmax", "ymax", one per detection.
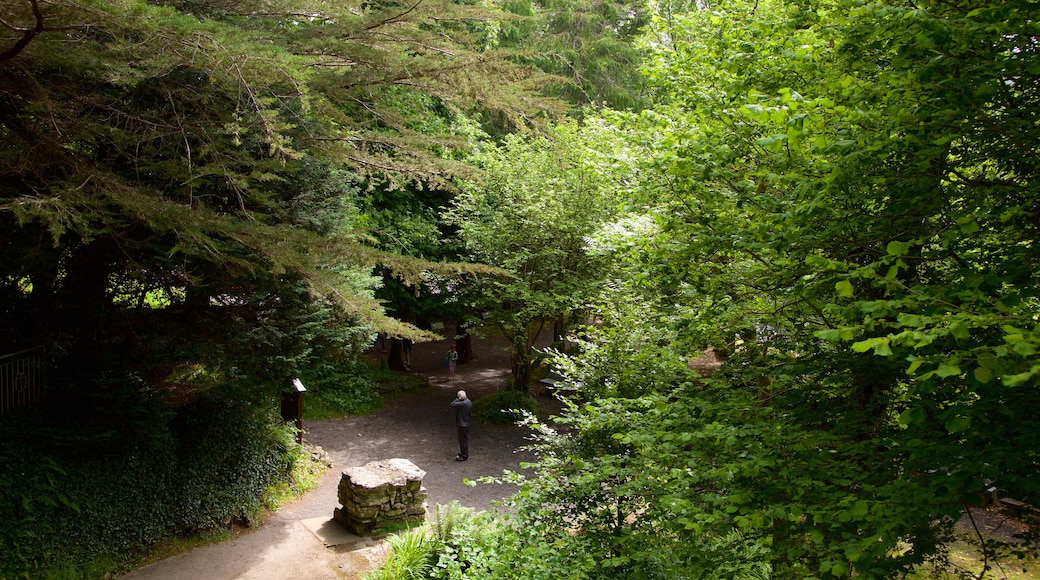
[{"xmin": 0, "ymin": 346, "xmax": 47, "ymax": 417}]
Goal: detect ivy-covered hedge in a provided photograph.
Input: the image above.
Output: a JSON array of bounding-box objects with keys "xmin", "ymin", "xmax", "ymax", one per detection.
[{"xmin": 0, "ymin": 381, "xmax": 298, "ymax": 578}]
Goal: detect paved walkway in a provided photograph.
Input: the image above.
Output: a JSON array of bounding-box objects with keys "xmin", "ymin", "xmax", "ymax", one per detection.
[{"xmin": 123, "ymin": 328, "xmax": 556, "ymax": 579}]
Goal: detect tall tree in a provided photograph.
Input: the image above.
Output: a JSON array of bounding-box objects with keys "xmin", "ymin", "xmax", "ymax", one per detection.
[
  {"xmin": 0, "ymin": 0, "xmax": 561, "ymax": 376},
  {"xmin": 437, "ymin": 0, "xmax": 1040, "ymax": 577},
  {"xmin": 450, "ymin": 121, "xmax": 626, "ymax": 389}
]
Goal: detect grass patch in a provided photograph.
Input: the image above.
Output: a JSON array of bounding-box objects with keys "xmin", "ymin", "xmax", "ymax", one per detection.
[
  {"xmin": 365, "ymin": 527, "xmax": 433, "ymax": 580},
  {"xmin": 262, "ymin": 444, "xmax": 332, "ymax": 509},
  {"xmin": 370, "ymin": 366, "xmax": 430, "ymax": 400}
]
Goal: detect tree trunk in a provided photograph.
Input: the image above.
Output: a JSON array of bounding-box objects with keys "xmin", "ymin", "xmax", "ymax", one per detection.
[
  {"xmin": 511, "ymin": 341, "xmax": 532, "ymax": 393},
  {"xmin": 456, "ymin": 321, "xmax": 472, "ymax": 364},
  {"xmin": 59, "ymin": 239, "xmax": 116, "ymax": 366},
  {"xmin": 185, "ymin": 281, "xmax": 211, "ymax": 314},
  {"xmin": 387, "ymin": 338, "xmax": 406, "ymax": 371}
]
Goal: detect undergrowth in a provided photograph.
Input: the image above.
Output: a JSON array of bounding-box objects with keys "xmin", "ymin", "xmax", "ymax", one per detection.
[
  {"xmin": 0, "ymin": 378, "xmax": 330, "ymax": 579},
  {"xmin": 473, "ymin": 390, "xmax": 539, "ymax": 425},
  {"xmin": 304, "ymin": 356, "xmax": 428, "ymax": 420}
]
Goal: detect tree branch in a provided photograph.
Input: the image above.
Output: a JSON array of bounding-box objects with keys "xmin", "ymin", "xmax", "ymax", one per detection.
[
  {"xmin": 1, "ymin": 0, "xmax": 83, "ymax": 63},
  {"xmin": 365, "ymin": 0, "xmax": 425, "ymax": 31}
]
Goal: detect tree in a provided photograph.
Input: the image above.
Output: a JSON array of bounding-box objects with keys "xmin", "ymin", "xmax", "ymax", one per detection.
[
  {"xmin": 0, "ymin": 0, "xmax": 562, "ymax": 375},
  {"xmin": 450, "ymin": 120, "xmax": 627, "ymax": 390},
  {"xmin": 496, "ymin": 0, "xmax": 650, "ymax": 111},
  {"xmin": 432, "ymin": 0, "xmax": 1040, "ymax": 577}
]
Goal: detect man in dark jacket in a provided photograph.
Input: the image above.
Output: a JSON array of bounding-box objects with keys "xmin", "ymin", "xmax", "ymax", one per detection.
[{"xmin": 450, "ymin": 390, "xmax": 472, "ymax": 461}]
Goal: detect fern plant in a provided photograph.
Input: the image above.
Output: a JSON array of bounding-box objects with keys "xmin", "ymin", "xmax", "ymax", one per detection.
[
  {"xmin": 365, "ymin": 528, "xmax": 433, "ymax": 580},
  {"xmin": 427, "ymin": 502, "xmax": 475, "ymax": 545}
]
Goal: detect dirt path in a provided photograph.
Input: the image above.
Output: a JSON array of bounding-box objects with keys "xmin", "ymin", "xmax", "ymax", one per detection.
[{"xmin": 123, "ymin": 326, "xmax": 557, "ymax": 580}]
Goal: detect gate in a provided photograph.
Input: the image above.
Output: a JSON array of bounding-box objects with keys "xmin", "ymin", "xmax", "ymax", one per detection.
[{"xmin": 0, "ymin": 346, "xmax": 47, "ymax": 417}]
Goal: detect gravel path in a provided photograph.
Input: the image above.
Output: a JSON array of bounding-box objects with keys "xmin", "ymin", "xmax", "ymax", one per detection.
[{"xmin": 123, "ymin": 326, "xmax": 557, "ymax": 580}]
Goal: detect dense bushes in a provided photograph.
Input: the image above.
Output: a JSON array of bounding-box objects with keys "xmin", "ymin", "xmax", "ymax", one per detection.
[
  {"xmin": 472, "ymin": 390, "xmax": 539, "ymax": 425},
  {"xmin": 0, "ymin": 381, "xmax": 303, "ymax": 579},
  {"xmin": 0, "ymin": 264, "xmax": 387, "ymax": 578},
  {"xmin": 299, "ymin": 359, "xmax": 385, "ymax": 419}
]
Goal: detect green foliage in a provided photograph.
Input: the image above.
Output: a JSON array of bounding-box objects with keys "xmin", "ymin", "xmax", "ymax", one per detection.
[
  {"xmin": 451, "ymin": 120, "xmax": 628, "ymax": 389},
  {"xmin": 303, "ymin": 368, "xmax": 383, "ymax": 420},
  {"xmin": 547, "ymin": 292, "xmax": 693, "ymax": 399},
  {"xmin": 426, "ymin": 502, "xmax": 476, "ymax": 546},
  {"xmin": 169, "ymin": 398, "xmax": 287, "ymax": 532},
  {"xmin": 365, "ymin": 528, "xmax": 434, "ymax": 580},
  {"xmin": 427, "ymin": 506, "xmax": 509, "ymax": 579},
  {"xmin": 368, "ymin": 502, "xmax": 512, "ymax": 580},
  {"xmin": 473, "ymin": 390, "xmax": 539, "ymax": 425},
  {"xmin": 262, "ymin": 443, "xmax": 330, "ymax": 510},
  {"xmin": 451, "ymin": 328, "xmax": 942, "ymax": 578},
  {"xmin": 0, "ymin": 377, "xmax": 310, "ymax": 578},
  {"xmin": 303, "ymin": 356, "xmax": 437, "ymax": 420},
  {"xmin": 498, "ymin": 0, "xmax": 649, "ymax": 111},
  {"xmin": 4, "ymin": 0, "xmax": 1038, "ymax": 577},
  {"xmin": 0, "ymin": 452, "xmax": 79, "ymax": 578}
]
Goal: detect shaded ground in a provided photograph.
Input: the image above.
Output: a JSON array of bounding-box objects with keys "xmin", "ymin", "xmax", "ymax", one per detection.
[{"xmin": 123, "ymin": 325, "xmax": 557, "ymax": 580}]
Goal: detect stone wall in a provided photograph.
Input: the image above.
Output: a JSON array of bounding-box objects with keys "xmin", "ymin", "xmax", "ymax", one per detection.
[{"xmin": 334, "ymin": 458, "xmax": 427, "ymax": 535}]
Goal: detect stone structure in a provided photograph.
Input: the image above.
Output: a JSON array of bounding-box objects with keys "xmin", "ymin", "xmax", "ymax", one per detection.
[{"xmin": 334, "ymin": 458, "xmax": 427, "ymax": 535}]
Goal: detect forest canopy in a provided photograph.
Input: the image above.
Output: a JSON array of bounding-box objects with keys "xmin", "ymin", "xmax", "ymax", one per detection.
[
  {"xmin": 0, "ymin": 0, "xmax": 566, "ymax": 366},
  {"xmin": 416, "ymin": 0, "xmax": 1040, "ymax": 577}
]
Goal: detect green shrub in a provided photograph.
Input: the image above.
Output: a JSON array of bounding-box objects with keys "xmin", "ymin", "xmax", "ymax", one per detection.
[
  {"xmin": 427, "ymin": 501, "xmax": 475, "ymax": 545},
  {"xmin": 170, "ymin": 396, "xmax": 288, "ymax": 532},
  {"xmin": 365, "ymin": 528, "xmax": 434, "ymax": 580},
  {"xmin": 0, "ymin": 450, "xmax": 79, "ymax": 579},
  {"xmin": 473, "ymin": 390, "xmax": 539, "ymax": 425},
  {"xmin": 427, "ymin": 503, "xmax": 509, "ymax": 579},
  {"xmin": 302, "ymin": 357, "xmax": 432, "ymax": 420},
  {"xmin": 302, "ymin": 366, "xmax": 383, "ymax": 419},
  {"xmin": 0, "ymin": 380, "xmax": 305, "ymax": 579},
  {"xmin": 366, "ymin": 502, "xmax": 496, "ymax": 580}
]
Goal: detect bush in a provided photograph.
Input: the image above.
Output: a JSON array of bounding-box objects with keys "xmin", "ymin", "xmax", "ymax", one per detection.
[
  {"xmin": 473, "ymin": 391, "xmax": 539, "ymax": 425},
  {"xmin": 300, "ymin": 360, "xmax": 384, "ymax": 419},
  {"xmin": 169, "ymin": 396, "xmax": 289, "ymax": 532},
  {"xmin": 0, "ymin": 378, "xmax": 306, "ymax": 579},
  {"xmin": 366, "ymin": 502, "xmax": 503, "ymax": 580}
]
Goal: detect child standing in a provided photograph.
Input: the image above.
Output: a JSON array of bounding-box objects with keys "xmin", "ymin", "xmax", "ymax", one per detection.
[{"xmin": 446, "ymin": 344, "xmax": 459, "ymax": 379}]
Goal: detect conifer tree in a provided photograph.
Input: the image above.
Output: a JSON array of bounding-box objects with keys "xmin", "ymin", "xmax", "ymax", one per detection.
[{"xmin": 0, "ymin": 0, "xmax": 561, "ymax": 380}]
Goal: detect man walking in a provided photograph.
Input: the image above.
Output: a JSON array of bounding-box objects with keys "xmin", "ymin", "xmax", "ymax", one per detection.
[{"xmin": 450, "ymin": 390, "xmax": 472, "ymax": 461}]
